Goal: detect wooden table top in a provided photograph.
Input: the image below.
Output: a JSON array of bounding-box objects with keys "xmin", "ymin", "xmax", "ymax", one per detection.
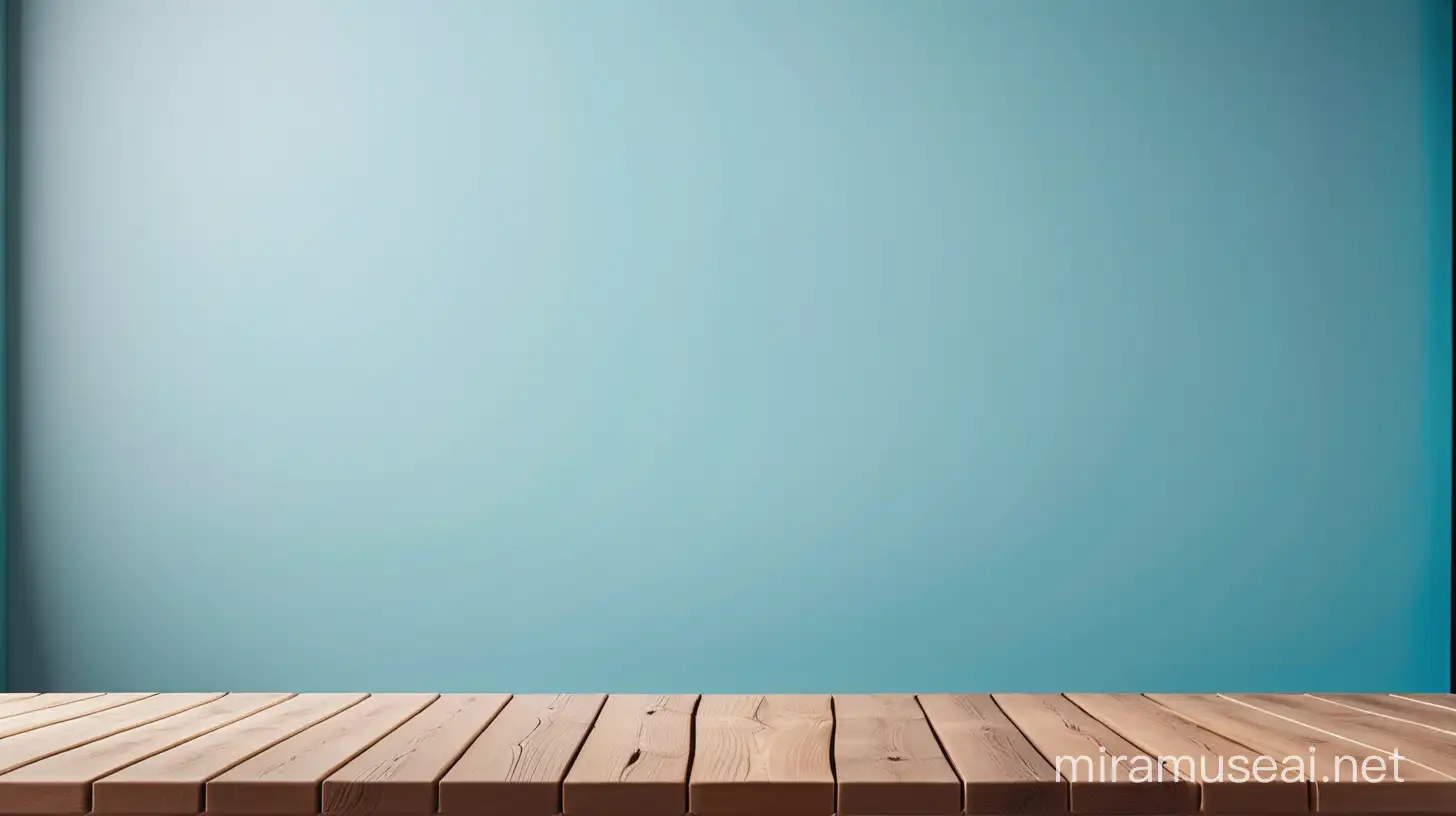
[{"xmin": 0, "ymin": 691, "xmax": 1452, "ymax": 815}]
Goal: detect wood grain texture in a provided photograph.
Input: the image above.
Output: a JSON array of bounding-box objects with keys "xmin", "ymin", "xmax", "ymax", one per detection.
[
  {"xmin": 917, "ymin": 694, "xmax": 1066, "ymax": 815},
  {"xmin": 1392, "ymin": 694, "xmax": 1456, "ymax": 713},
  {"xmin": 832, "ymin": 694, "xmax": 959, "ymax": 815},
  {"xmin": 0, "ymin": 695, "xmax": 39, "ymax": 703},
  {"xmin": 1149, "ymin": 693, "xmax": 1455, "ymax": 814},
  {"xmin": 1067, "ymin": 693, "xmax": 1307, "ymax": 814},
  {"xmin": 1236, "ymin": 694, "xmax": 1456, "ymax": 764},
  {"xmin": 91, "ymin": 694, "xmax": 367, "ymax": 815},
  {"xmin": 0, "ymin": 694, "xmax": 287, "ymax": 815},
  {"xmin": 1, "ymin": 689, "xmax": 1446, "ymax": 816},
  {"xmin": 994, "ymin": 693, "xmax": 1198, "ymax": 815},
  {"xmin": 0, "ymin": 695, "xmax": 157, "ymax": 742},
  {"xmin": 0, "ymin": 696, "xmax": 107, "ymax": 722},
  {"xmin": 1326, "ymin": 695, "xmax": 1456, "ymax": 732},
  {"xmin": 321, "ymin": 693, "xmax": 509, "ymax": 816},
  {"xmin": 561, "ymin": 694, "xmax": 696, "ymax": 816},
  {"xmin": 205, "ymin": 694, "xmax": 437, "ymax": 816},
  {"xmin": 1233, "ymin": 694, "xmax": 1456, "ymax": 808},
  {"xmin": 437, "ymin": 693, "xmax": 605, "ymax": 816},
  {"xmin": 688, "ymin": 694, "xmax": 834, "ymax": 816},
  {"xmin": 0, "ymin": 694, "xmax": 219, "ymax": 776}
]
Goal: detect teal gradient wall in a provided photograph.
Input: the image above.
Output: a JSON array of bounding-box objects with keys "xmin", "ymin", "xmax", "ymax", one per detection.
[{"xmin": 7, "ymin": 0, "xmax": 1452, "ymax": 692}]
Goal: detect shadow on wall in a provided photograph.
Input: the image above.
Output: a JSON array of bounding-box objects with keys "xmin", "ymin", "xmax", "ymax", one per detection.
[{"xmin": 2, "ymin": 0, "xmax": 46, "ymax": 693}]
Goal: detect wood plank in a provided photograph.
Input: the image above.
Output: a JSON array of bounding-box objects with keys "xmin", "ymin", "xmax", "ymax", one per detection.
[
  {"xmin": 0, "ymin": 694, "xmax": 286, "ymax": 815},
  {"xmin": 1391, "ymin": 694, "xmax": 1456, "ymax": 715},
  {"xmin": 688, "ymin": 694, "xmax": 834, "ymax": 816},
  {"xmin": 321, "ymin": 693, "xmax": 509, "ymax": 816},
  {"xmin": 917, "ymin": 694, "xmax": 1065, "ymax": 815},
  {"xmin": 0, "ymin": 694, "xmax": 220, "ymax": 776},
  {"xmin": 1235, "ymin": 693, "xmax": 1456, "ymax": 766},
  {"xmin": 1067, "ymin": 693, "xmax": 1308, "ymax": 814},
  {"xmin": 561, "ymin": 694, "xmax": 696, "ymax": 816},
  {"xmin": 1310, "ymin": 695, "xmax": 1456, "ymax": 735},
  {"xmin": 832, "ymin": 694, "xmax": 959, "ymax": 815},
  {"xmin": 993, "ymin": 693, "xmax": 1198, "ymax": 815},
  {"xmin": 1231, "ymin": 694, "xmax": 1456, "ymax": 810},
  {"xmin": 1149, "ymin": 693, "xmax": 1455, "ymax": 814},
  {"xmin": 204, "ymin": 694, "xmax": 437, "ymax": 816},
  {"xmin": 0, "ymin": 695, "xmax": 158, "ymax": 742},
  {"xmin": 0, "ymin": 696, "xmax": 107, "ymax": 722},
  {"xmin": 0, "ymin": 695, "xmax": 40, "ymax": 703},
  {"xmin": 91, "ymin": 694, "xmax": 367, "ymax": 815},
  {"xmin": 437, "ymin": 693, "xmax": 605, "ymax": 816}
]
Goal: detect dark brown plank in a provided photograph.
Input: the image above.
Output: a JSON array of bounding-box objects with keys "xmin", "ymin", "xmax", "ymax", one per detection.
[
  {"xmin": 1067, "ymin": 693, "xmax": 1308, "ymax": 814},
  {"xmin": 917, "ymin": 694, "xmax": 1066, "ymax": 814},
  {"xmin": 833, "ymin": 694, "xmax": 960, "ymax": 815},
  {"xmin": 1149, "ymin": 693, "xmax": 1455, "ymax": 814},
  {"xmin": 561, "ymin": 694, "xmax": 696, "ymax": 816},
  {"xmin": 993, "ymin": 694, "xmax": 1198, "ymax": 815},
  {"xmin": 437, "ymin": 693, "xmax": 605, "ymax": 816}
]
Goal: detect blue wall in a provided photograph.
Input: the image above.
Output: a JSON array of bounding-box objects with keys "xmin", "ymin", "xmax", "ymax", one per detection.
[{"xmin": 8, "ymin": 0, "xmax": 1452, "ymax": 693}]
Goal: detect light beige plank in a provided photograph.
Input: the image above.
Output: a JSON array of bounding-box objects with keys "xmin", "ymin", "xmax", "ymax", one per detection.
[
  {"xmin": 917, "ymin": 694, "xmax": 1066, "ymax": 815},
  {"xmin": 1315, "ymin": 695, "xmax": 1456, "ymax": 733},
  {"xmin": 0, "ymin": 694, "xmax": 221, "ymax": 776},
  {"xmin": 0, "ymin": 694, "xmax": 284, "ymax": 814},
  {"xmin": 562, "ymin": 694, "xmax": 696, "ymax": 816},
  {"xmin": 204, "ymin": 694, "xmax": 436, "ymax": 815},
  {"xmin": 0, "ymin": 696, "xmax": 108, "ymax": 722},
  {"xmin": 91, "ymin": 694, "xmax": 367, "ymax": 814},
  {"xmin": 438, "ymin": 694, "xmax": 605, "ymax": 816},
  {"xmin": 0, "ymin": 695, "xmax": 158, "ymax": 742},
  {"xmin": 833, "ymin": 694, "xmax": 959, "ymax": 815},
  {"xmin": 1149, "ymin": 693, "xmax": 1455, "ymax": 814},
  {"xmin": 1067, "ymin": 693, "xmax": 1307, "ymax": 814},
  {"xmin": 1233, "ymin": 694, "xmax": 1456, "ymax": 810},
  {"xmin": 994, "ymin": 693, "xmax": 1198, "ymax": 815},
  {"xmin": 1392, "ymin": 694, "xmax": 1456, "ymax": 713},
  {"xmin": 688, "ymin": 694, "xmax": 834, "ymax": 816},
  {"xmin": 0, "ymin": 695, "xmax": 39, "ymax": 703},
  {"xmin": 321, "ymin": 693, "xmax": 509, "ymax": 816}
]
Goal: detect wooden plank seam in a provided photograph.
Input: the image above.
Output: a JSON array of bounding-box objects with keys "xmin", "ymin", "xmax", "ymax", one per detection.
[{"xmin": 0, "ymin": 692, "xmax": 1453, "ymax": 816}]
